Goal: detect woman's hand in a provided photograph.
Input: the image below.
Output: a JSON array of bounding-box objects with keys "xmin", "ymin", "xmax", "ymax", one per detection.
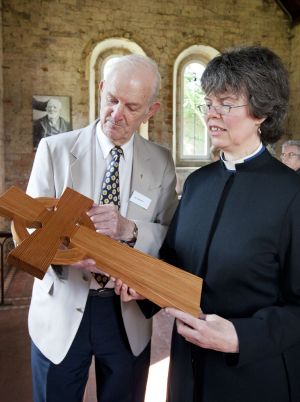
[
  {"xmin": 114, "ymin": 279, "xmax": 145, "ymax": 302},
  {"xmin": 165, "ymin": 307, "xmax": 239, "ymax": 353}
]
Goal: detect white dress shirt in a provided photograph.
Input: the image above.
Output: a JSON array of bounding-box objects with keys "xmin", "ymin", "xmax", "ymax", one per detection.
[
  {"xmin": 221, "ymin": 142, "xmax": 264, "ymax": 171},
  {"xmin": 90, "ymin": 122, "xmax": 135, "ymax": 289}
]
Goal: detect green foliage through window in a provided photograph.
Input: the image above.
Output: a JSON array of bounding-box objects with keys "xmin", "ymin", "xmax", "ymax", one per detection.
[{"xmin": 182, "ymin": 62, "xmax": 207, "ymax": 159}]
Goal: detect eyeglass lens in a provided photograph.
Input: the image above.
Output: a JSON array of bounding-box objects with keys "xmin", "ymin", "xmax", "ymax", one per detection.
[{"xmin": 280, "ymin": 152, "xmax": 300, "ymax": 159}]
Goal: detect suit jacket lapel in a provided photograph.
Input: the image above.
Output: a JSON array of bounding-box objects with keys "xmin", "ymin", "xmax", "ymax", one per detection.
[
  {"xmin": 69, "ymin": 128, "xmax": 163, "ymax": 212},
  {"xmin": 69, "ymin": 120, "xmax": 104, "ymax": 202},
  {"xmin": 127, "ymin": 134, "xmax": 158, "ymax": 220}
]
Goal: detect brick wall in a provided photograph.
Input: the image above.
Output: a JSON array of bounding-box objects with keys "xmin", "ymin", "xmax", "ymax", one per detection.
[
  {"xmin": 0, "ymin": 0, "xmax": 5, "ymax": 229},
  {"xmin": 0, "ymin": 0, "xmax": 3, "ymax": 186},
  {"xmin": 0, "ymin": 0, "xmax": 293, "ymax": 206}
]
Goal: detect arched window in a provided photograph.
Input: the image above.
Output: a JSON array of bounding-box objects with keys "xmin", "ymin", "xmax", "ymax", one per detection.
[
  {"xmin": 102, "ymin": 56, "xmax": 121, "ymax": 79},
  {"xmin": 87, "ymin": 38, "xmax": 149, "ymax": 139},
  {"xmin": 173, "ymin": 45, "xmax": 219, "ymax": 167},
  {"xmin": 181, "ymin": 61, "xmax": 206, "ymax": 161}
]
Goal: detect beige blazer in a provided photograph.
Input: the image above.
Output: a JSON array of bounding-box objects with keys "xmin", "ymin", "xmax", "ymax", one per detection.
[{"xmin": 27, "ymin": 120, "xmax": 178, "ymax": 364}]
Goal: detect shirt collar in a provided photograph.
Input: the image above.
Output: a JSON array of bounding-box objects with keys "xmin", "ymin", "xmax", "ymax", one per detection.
[
  {"xmin": 221, "ymin": 143, "xmax": 264, "ymax": 171},
  {"xmin": 96, "ymin": 121, "xmax": 134, "ymax": 160}
]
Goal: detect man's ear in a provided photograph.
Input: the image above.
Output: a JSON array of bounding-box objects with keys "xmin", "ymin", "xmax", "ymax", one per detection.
[
  {"xmin": 143, "ymin": 102, "xmax": 160, "ymax": 123},
  {"xmin": 99, "ymin": 80, "xmax": 105, "ymax": 92}
]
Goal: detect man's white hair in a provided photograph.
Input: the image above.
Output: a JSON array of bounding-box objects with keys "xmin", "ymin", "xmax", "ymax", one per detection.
[
  {"xmin": 282, "ymin": 140, "xmax": 300, "ymax": 151},
  {"xmin": 47, "ymin": 98, "xmax": 62, "ymax": 109},
  {"xmin": 107, "ymin": 54, "xmax": 161, "ymax": 104}
]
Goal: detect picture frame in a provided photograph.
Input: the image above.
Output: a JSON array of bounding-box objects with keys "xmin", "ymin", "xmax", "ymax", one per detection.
[{"xmin": 32, "ymin": 95, "xmax": 72, "ymax": 149}]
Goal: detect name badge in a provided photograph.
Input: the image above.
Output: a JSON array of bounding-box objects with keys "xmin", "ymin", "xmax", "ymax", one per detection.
[{"xmin": 129, "ymin": 191, "xmax": 152, "ymax": 210}]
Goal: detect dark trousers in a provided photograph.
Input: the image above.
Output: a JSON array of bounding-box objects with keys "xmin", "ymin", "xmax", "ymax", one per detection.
[{"xmin": 31, "ymin": 294, "xmax": 150, "ymax": 402}]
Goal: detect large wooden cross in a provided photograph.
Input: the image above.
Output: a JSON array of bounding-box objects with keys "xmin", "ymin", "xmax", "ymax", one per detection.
[{"xmin": 0, "ymin": 186, "xmax": 203, "ymax": 316}]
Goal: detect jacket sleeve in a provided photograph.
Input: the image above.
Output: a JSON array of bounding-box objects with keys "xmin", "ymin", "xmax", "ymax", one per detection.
[
  {"xmin": 26, "ymin": 138, "xmax": 68, "ymax": 281},
  {"xmin": 27, "ymin": 138, "xmax": 55, "ymax": 198},
  {"xmin": 229, "ymin": 191, "xmax": 300, "ymax": 367}
]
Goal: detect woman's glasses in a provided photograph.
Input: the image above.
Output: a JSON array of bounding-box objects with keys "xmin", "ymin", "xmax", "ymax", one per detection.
[{"xmin": 198, "ymin": 104, "xmax": 248, "ymax": 115}]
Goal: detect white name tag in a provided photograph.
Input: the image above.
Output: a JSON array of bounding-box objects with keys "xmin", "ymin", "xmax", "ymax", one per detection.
[{"xmin": 129, "ymin": 191, "xmax": 152, "ymax": 210}]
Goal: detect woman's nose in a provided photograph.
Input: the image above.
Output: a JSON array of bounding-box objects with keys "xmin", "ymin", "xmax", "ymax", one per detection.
[{"xmin": 206, "ymin": 106, "xmax": 221, "ymax": 118}]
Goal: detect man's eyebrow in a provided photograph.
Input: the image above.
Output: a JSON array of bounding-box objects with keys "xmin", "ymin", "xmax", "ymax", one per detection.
[
  {"xmin": 106, "ymin": 92, "xmax": 139, "ymax": 104},
  {"xmin": 106, "ymin": 92, "xmax": 141, "ymax": 108}
]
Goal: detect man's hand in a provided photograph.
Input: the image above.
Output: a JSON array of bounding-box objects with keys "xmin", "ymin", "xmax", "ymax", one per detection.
[{"xmin": 87, "ymin": 204, "xmax": 136, "ymax": 242}]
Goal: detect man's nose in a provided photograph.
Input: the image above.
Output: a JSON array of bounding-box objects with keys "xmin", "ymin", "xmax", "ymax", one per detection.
[{"xmin": 111, "ymin": 103, "xmax": 124, "ymax": 121}]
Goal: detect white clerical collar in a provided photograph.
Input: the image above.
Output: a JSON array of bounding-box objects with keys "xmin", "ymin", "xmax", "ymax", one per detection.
[
  {"xmin": 221, "ymin": 143, "xmax": 264, "ymax": 171},
  {"xmin": 96, "ymin": 121, "xmax": 134, "ymax": 160}
]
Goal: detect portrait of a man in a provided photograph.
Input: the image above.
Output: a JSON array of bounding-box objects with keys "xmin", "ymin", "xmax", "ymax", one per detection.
[{"xmin": 32, "ymin": 96, "xmax": 72, "ymax": 149}]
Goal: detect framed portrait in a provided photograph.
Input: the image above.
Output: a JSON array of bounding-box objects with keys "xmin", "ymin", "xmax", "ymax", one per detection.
[{"xmin": 32, "ymin": 95, "xmax": 72, "ymax": 149}]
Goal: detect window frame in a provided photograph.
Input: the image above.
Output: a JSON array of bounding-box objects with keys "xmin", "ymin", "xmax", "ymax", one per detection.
[
  {"xmin": 87, "ymin": 38, "xmax": 149, "ymax": 139},
  {"xmin": 173, "ymin": 45, "xmax": 219, "ymax": 168},
  {"xmin": 179, "ymin": 58, "xmax": 208, "ymax": 164}
]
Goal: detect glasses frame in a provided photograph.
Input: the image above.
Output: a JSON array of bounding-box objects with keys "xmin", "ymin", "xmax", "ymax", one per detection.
[
  {"xmin": 197, "ymin": 104, "xmax": 248, "ymax": 115},
  {"xmin": 280, "ymin": 152, "xmax": 300, "ymax": 160}
]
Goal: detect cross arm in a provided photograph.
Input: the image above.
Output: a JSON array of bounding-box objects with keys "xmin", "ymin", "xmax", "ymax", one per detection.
[
  {"xmin": 0, "ymin": 186, "xmax": 51, "ymax": 227},
  {"xmin": 70, "ymin": 225, "xmax": 202, "ymax": 317}
]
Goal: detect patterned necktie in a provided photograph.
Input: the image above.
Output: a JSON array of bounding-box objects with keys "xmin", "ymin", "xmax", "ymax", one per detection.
[
  {"xmin": 93, "ymin": 146, "xmax": 123, "ymax": 288},
  {"xmin": 99, "ymin": 146, "xmax": 123, "ymax": 208}
]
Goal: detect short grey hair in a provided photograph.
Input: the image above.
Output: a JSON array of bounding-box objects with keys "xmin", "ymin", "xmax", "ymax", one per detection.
[
  {"xmin": 201, "ymin": 46, "xmax": 289, "ymax": 144},
  {"xmin": 47, "ymin": 98, "xmax": 62, "ymax": 109},
  {"xmin": 282, "ymin": 140, "xmax": 300, "ymax": 151},
  {"xmin": 107, "ymin": 54, "xmax": 161, "ymax": 104}
]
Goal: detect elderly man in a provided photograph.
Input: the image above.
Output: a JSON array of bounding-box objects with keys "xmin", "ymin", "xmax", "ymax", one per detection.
[
  {"xmin": 33, "ymin": 97, "xmax": 71, "ymax": 148},
  {"xmin": 27, "ymin": 54, "xmax": 178, "ymax": 402},
  {"xmin": 280, "ymin": 140, "xmax": 300, "ymax": 174}
]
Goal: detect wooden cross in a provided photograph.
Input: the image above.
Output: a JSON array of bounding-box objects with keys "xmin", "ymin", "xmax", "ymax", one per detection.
[{"xmin": 0, "ymin": 186, "xmax": 203, "ymax": 316}]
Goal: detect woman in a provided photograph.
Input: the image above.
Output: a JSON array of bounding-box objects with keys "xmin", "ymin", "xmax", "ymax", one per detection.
[{"xmin": 161, "ymin": 46, "xmax": 300, "ymax": 402}]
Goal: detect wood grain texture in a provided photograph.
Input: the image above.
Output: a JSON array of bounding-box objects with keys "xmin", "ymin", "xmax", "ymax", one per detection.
[
  {"xmin": 0, "ymin": 186, "xmax": 203, "ymax": 316},
  {"xmin": 70, "ymin": 225, "xmax": 202, "ymax": 316},
  {"xmin": 7, "ymin": 188, "xmax": 94, "ymax": 278},
  {"xmin": 11, "ymin": 197, "xmax": 95, "ymax": 266}
]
